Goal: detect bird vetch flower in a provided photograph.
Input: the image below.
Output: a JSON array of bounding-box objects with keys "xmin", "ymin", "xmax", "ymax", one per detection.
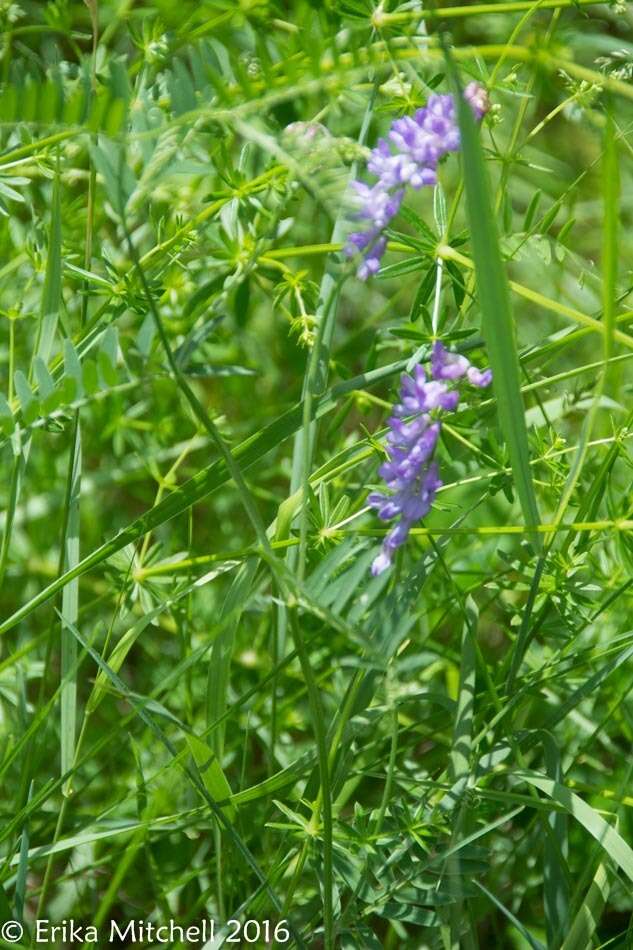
[
  {"xmin": 345, "ymin": 84, "xmax": 488, "ymax": 279},
  {"xmin": 369, "ymin": 342, "xmax": 492, "ymax": 575}
]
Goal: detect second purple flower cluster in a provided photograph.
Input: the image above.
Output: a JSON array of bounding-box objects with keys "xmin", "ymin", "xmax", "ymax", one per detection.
[
  {"xmin": 368, "ymin": 342, "xmax": 492, "ymax": 576},
  {"xmin": 344, "ymin": 83, "xmax": 488, "ymax": 279}
]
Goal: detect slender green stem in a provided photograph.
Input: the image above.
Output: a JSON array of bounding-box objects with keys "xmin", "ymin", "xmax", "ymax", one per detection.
[
  {"xmin": 340, "ymin": 519, "xmax": 633, "ymax": 538},
  {"xmin": 35, "ymin": 798, "xmax": 69, "ymax": 919},
  {"xmin": 376, "ymin": 0, "xmax": 608, "ymax": 24},
  {"xmin": 288, "ymin": 610, "xmax": 334, "ymax": 950},
  {"xmin": 297, "ymin": 281, "xmax": 341, "ymax": 579},
  {"xmin": 374, "ymin": 700, "xmax": 399, "ymax": 835}
]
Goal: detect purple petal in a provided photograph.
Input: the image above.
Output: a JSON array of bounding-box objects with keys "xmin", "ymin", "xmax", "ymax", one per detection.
[
  {"xmin": 467, "ymin": 366, "xmax": 493, "ymax": 388},
  {"xmin": 385, "ymin": 521, "xmax": 410, "ymax": 551},
  {"xmin": 371, "ymin": 550, "xmax": 392, "ymax": 576},
  {"xmin": 431, "ymin": 341, "xmax": 470, "ymax": 381}
]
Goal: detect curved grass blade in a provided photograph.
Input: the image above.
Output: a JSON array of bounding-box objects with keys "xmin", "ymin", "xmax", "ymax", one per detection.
[
  {"xmin": 560, "ymin": 859, "xmax": 610, "ymax": 950},
  {"xmin": 515, "ymin": 772, "xmax": 633, "ymax": 884},
  {"xmin": 543, "ymin": 735, "xmax": 569, "ymax": 946},
  {"xmin": 473, "ymin": 880, "xmax": 545, "ymax": 950},
  {"xmin": 60, "ymin": 422, "xmax": 81, "ymax": 796},
  {"xmin": 447, "ymin": 52, "xmax": 541, "ymax": 540},
  {"xmin": 36, "ymin": 167, "xmax": 62, "ymax": 365}
]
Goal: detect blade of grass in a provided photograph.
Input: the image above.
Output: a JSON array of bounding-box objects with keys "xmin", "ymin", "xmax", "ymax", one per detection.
[
  {"xmin": 60, "ymin": 421, "xmax": 81, "ymax": 796},
  {"xmin": 515, "ymin": 772, "xmax": 633, "ymax": 884},
  {"xmin": 206, "ymin": 556, "xmax": 258, "ymax": 919},
  {"xmin": 560, "ymin": 859, "xmax": 610, "ymax": 950},
  {"xmin": 14, "ymin": 781, "xmax": 32, "ymax": 923},
  {"xmin": 472, "ymin": 881, "xmax": 545, "ymax": 950},
  {"xmin": 34, "ymin": 167, "xmax": 62, "ymax": 366},
  {"xmin": 543, "ymin": 735, "xmax": 570, "ymax": 946},
  {"xmin": 447, "ymin": 50, "xmax": 541, "ymax": 541},
  {"xmin": 446, "ymin": 597, "xmax": 478, "ymax": 950},
  {"xmin": 448, "ymin": 596, "xmax": 477, "ymax": 793}
]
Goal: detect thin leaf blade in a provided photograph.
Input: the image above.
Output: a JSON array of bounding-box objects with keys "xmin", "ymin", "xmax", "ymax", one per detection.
[{"xmin": 450, "ymin": 57, "xmax": 540, "ymax": 538}]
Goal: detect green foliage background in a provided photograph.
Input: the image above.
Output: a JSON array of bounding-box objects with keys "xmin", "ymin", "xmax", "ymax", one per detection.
[{"xmin": 1, "ymin": 0, "xmax": 633, "ymax": 947}]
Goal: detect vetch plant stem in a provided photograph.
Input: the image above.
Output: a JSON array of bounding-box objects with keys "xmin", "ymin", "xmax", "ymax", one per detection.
[{"xmin": 376, "ymin": 0, "xmax": 610, "ymax": 25}]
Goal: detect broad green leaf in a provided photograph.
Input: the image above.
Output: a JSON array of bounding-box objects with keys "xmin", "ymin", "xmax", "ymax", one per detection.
[
  {"xmin": 98, "ymin": 326, "xmax": 118, "ymax": 386},
  {"xmin": 0, "ymin": 392, "xmax": 14, "ymax": 435},
  {"xmin": 82, "ymin": 357, "xmax": 99, "ymax": 394},
  {"xmin": 90, "ymin": 139, "xmax": 137, "ymax": 214}
]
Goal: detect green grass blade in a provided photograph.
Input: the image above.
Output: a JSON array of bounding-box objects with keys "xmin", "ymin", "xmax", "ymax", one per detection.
[
  {"xmin": 0, "ymin": 446, "xmax": 25, "ymax": 590},
  {"xmin": 602, "ymin": 108, "xmax": 619, "ymax": 369},
  {"xmin": 207, "ymin": 558, "xmax": 258, "ymax": 759},
  {"xmin": 206, "ymin": 557, "xmax": 258, "ymax": 920},
  {"xmin": 14, "ymin": 780, "xmax": 32, "ymax": 922},
  {"xmin": 36, "ymin": 166, "xmax": 62, "ymax": 365},
  {"xmin": 448, "ymin": 596, "xmax": 477, "ymax": 790},
  {"xmin": 473, "ymin": 880, "xmax": 545, "ymax": 950},
  {"xmin": 515, "ymin": 772, "xmax": 633, "ymax": 884},
  {"xmin": 560, "ymin": 859, "xmax": 610, "ymax": 950},
  {"xmin": 60, "ymin": 421, "xmax": 81, "ymax": 796},
  {"xmin": 445, "ymin": 597, "xmax": 478, "ymax": 950},
  {"xmin": 449, "ymin": 55, "xmax": 541, "ymax": 538},
  {"xmin": 543, "ymin": 735, "xmax": 569, "ymax": 946},
  {"xmin": 187, "ymin": 734, "xmax": 236, "ymax": 820}
]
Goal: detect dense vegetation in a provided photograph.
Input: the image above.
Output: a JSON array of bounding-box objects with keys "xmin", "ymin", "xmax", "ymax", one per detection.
[{"xmin": 1, "ymin": 1, "xmax": 633, "ymax": 947}]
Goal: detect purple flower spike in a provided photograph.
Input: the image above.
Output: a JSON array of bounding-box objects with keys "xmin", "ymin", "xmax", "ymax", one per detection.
[
  {"xmin": 345, "ymin": 84, "xmax": 488, "ymax": 280},
  {"xmin": 368, "ymin": 342, "xmax": 492, "ymax": 574}
]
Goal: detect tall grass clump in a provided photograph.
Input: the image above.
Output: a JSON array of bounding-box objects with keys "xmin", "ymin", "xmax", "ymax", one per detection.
[{"xmin": 1, "ymin": 1, "xmax": 633, "ymax": 947}]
